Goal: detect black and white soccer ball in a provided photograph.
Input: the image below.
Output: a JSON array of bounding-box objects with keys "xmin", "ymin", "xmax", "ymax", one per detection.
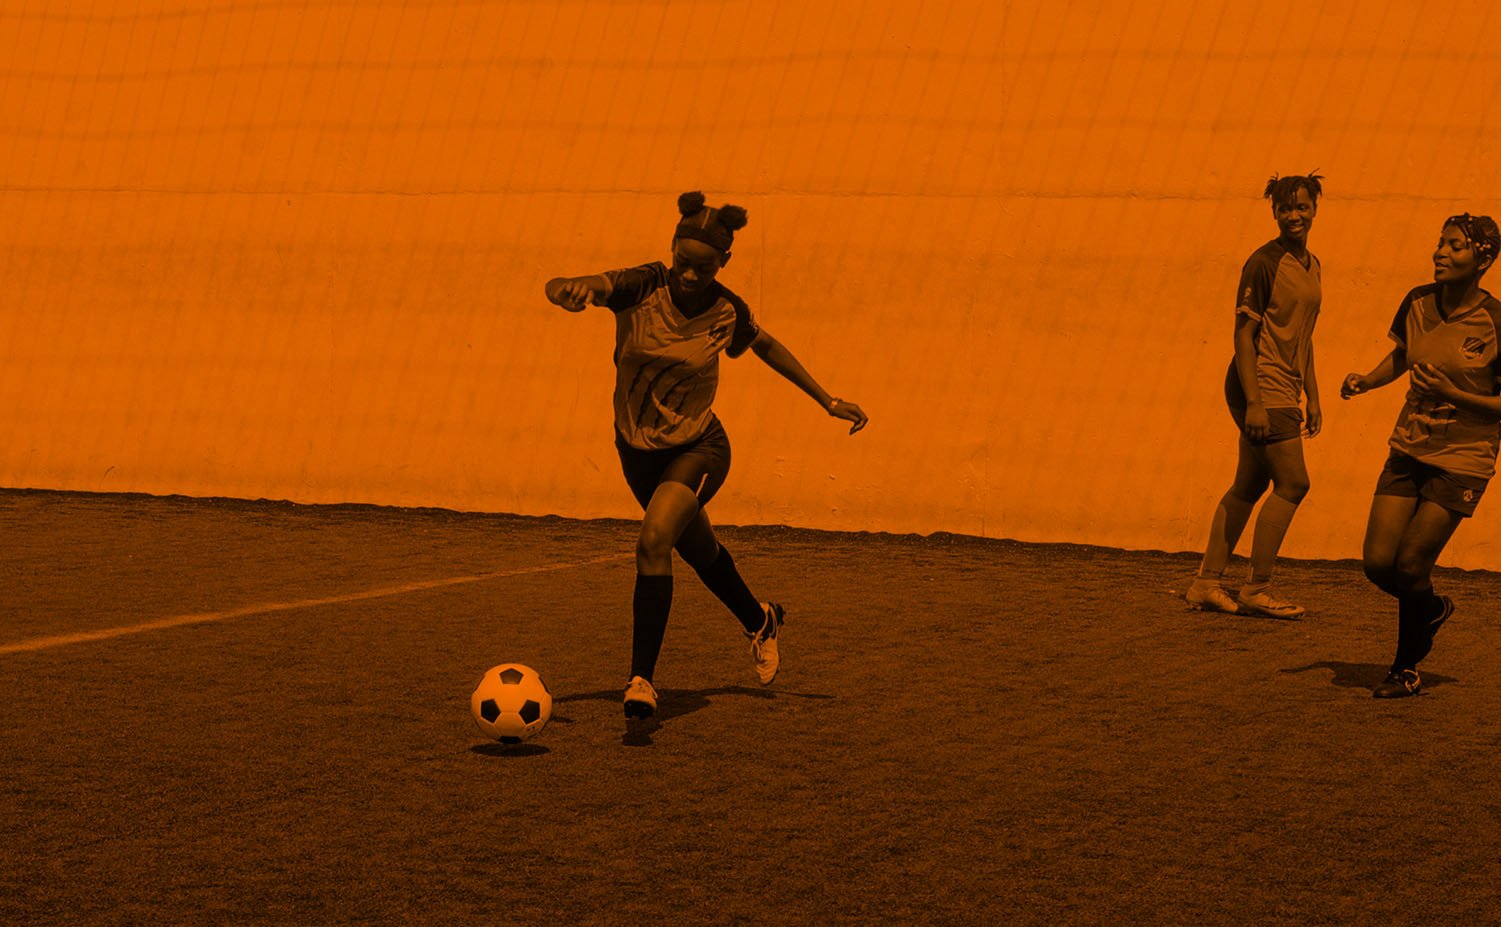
[{"xmin": 470, "ymin": 663, "xmax": 553, "ymax": 744}]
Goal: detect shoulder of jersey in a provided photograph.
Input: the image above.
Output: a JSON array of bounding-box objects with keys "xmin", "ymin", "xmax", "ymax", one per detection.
[{"xmin": 1480, "ymin": 291, "xmax": 1501, "ymax": 331}]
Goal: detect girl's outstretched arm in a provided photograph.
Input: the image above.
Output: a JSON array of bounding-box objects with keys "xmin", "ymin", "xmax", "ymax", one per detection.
[
  {"xmin": 749, "ymin": 329, "xmax": 868, "ymax": 434},
  {"xmin": 544, "ymin": 274, "xmax": 611, "ymax": 312}
]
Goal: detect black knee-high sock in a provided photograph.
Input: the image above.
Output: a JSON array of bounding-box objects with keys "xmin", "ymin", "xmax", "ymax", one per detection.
[
  {"xmin": 1367, "ymin": 567, "xmax": 1402, "ymax": 598},
  {"xmin": 1393, "ymin": 587, "xmax": 1440, "ymax": 671},
  {"xmin": 689, "ymin": 545, "xmax": 764, "ymax": 634},
  {"xmin": 631, "ymin": 574, "xmax": 673, "ymax": 682}
]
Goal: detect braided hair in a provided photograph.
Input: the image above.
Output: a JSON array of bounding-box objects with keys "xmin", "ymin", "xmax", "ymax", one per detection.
[{"xmin": 674, "ymin": 191, "xmax": 748, "ymax": 253}]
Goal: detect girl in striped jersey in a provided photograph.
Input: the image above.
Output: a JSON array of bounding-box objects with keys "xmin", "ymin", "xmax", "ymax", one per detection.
[
  {"xmin": 1342, "ymin": 214, "xmax": 1501, "ymax": 699},
  {"xmin": 1187, "ymin": 173, "xmax": 1325, "ymax": 619},
  {"xmin": 545, "ymin": 192, "xmax": 869, "ymax": 720}
]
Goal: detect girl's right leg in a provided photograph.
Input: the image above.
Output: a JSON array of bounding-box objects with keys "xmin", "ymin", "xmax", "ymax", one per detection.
[
  {"xmin": 1372, "ymin": 499, "xmax": 1463, "ymax": 699},
  {"xmin": 1189, "ymin": 433, "xmax": 1270, "ymax": 612},
  {"xmin": 624, "ymin": 480, "xmax": 703, "ymax": 718}
]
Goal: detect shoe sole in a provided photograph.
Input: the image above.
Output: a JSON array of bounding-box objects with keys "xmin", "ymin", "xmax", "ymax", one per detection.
[
  {"xmin": 1373, "ymin": 685, "xmax": 1421, "ymax": 699},
  {"xmin": 624, "ymin": 700, "xmax": 655, "ymax": 719},
  {"xmin": 1236, "ymin": 601, "xmax": 1305, "ymax": 619},
  {"xmin": 1186, "ymin": 599, "xmax": 1241, "ymax": 615}
]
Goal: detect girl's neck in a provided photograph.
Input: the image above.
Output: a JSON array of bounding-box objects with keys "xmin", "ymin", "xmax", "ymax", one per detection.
[{"xmin": 1439, "ymin": 279, "xmax": 1482, "ymax": 319}]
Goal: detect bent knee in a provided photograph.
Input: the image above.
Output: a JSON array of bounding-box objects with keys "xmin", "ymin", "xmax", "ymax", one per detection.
[
  {"xmin": 636, "ymin": 525, "xmax": 677, "ymax": 562},
  {"xmin": 1273, "ymin": 477, "xmax": 1310, "ymax": 503}
]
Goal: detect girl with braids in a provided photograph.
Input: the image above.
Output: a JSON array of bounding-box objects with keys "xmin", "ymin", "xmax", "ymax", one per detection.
[
  {"xmin": 544, "ymin": 191, "xmax": 869, "ymax": 719},
  {"xmin": 1186, "ymin": 173, "xmax": 1325, "ymax": 619},
  {"xmin": 1342, "ymin": 213, "xmax": 1501, "ymax": 699}
]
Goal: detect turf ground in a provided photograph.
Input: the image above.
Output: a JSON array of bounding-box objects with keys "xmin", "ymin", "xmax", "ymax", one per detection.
[{"xmin": 2, "ymin": 489, "xmax": 1500, "ymax": 926}]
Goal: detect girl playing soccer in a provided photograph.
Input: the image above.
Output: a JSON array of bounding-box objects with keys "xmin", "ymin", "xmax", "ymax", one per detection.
[
  {"xmin": 1186, "ymin": 173, "xmax": 1325, "ymax": 619},
  {"xmin": 545, "ymin": 191, "xmax": 868, "ymax": 719},
  {"xmin": 1341, "ymin": 213, "xmax": 1501, "ymax": 699}
]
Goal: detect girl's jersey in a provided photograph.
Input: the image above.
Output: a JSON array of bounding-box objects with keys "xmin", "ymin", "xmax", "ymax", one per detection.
[
  {"xmin": 603, "ymin": 262, "xmax": 759, "ymax": 450},
  {"xmin": 1388, "ymin": 284, "xmax": 1501, "ymax": 479},
  {"xmin": 1233, "ymin": 239, "xmax": 1322, "ymax": 409}
]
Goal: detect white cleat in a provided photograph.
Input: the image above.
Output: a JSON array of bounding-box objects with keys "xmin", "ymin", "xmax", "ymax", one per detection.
[
  {"xmin": 1186, "ymin": 578, "xmax": 1241, "ymax": 614},
  {"xmin": 623, "ymin": 675, "xmax": 658, "ymax": 719},
  {"xmin": 1235, "ymin": 587, "xmax": 1306, "ymax": 619},
  {"xmin": 747, "ymin": 602, "xmax": 785, "ymax": 686}
]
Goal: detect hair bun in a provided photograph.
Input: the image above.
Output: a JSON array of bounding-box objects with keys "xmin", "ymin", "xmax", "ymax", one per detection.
[
  {"xmin": 717, "ymin": 204, "xmax": 748, "ymax": 231},
  {"xmin": 677, "ymin": 191, "xmax": 706, "ymax": 216}
]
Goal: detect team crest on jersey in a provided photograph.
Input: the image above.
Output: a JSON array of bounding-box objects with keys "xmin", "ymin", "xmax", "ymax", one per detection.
[{"xmin": 1461, "ymin": 336, "xmax": 1486, "ymax": 359}]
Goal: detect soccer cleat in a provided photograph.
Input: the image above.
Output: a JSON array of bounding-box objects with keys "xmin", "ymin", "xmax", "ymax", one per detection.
[
  {"xmin": 1235, "ymin": 586, "xmax": 1306, "ymax": 619},
  {"xmin": 1412, "ymin": 595, "xmax": 1455, "ymax": 666},
  {"xmin": 1373, "ymin": 668, "xmax": 1422, "ymax": 699},
  {"xmin": 623, "ymin": 675, "xmax": 658, "ymax": 719},
  {"xmin": 1186, "ymin": 578, "xmax": 1241, "ymax": 614},
  {"xmin": 746, "ymin": 602, "xmax": 785, "ymax": 686}
]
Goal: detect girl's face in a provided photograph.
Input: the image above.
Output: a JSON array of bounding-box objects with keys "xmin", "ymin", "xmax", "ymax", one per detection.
[
  {"xmin": 1273, "ymin": 187, "xmax": 1316, "ymax": 244},
  {"xmin": 1433, "ymin": 224, "xmax": 1489, "ymax": 283},
  {"xmin": 669, "ymin": 237, "xmax": 727, "ymax": 297}
]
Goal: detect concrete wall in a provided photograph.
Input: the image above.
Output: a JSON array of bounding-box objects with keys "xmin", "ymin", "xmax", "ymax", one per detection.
[{"xmin": 3, "ymin": 0, "xmax": 1500, "ymax": 568}]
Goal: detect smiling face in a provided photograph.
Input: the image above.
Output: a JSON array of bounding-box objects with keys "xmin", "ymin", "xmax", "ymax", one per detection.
[
  {"xmin": 1272, "ymin": 187, "xmax": 1317, "ymax": 245},
  {"xmin": 668, "ymin": 237, "xmax": 728, "ymax": 299},
  {"xmin": 1433, "ymin": 224, "xmax": 1488, "ymax": 284}
]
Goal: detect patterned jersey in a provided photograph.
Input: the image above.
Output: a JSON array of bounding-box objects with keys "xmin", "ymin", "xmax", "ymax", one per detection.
[
  {"xmin": 1387, "ymin": 285, "xmax": 1501, "ymax": 479},
  {"xmin": 603, "ymin": 262, "xmax": 759, "ymax": 450},
  {"xmin": 1233, "ymin": 238, "xmax": 1322, "ymax": 409}
]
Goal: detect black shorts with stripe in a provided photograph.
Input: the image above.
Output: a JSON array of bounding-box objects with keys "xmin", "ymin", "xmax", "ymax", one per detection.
[
  {"xmin": 615, "ymin": 416, "xmax": 731, "ymax": 510},
  {"xmin": 1224, "ymin": 362, "xmax": 1304, "ymax": 445},
  {"xmin": 1374, "ymin": 449, "xmax": 1488, "ymax": 517}
]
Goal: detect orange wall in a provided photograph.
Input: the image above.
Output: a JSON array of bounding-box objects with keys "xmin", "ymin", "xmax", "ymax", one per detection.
[{"xmin": 3, "ymin": 1, "xmax": 1500, "ymax": 568}]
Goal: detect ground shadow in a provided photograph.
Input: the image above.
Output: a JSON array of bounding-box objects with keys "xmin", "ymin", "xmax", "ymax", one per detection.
[
  {"xmin": 1280, "ymin": 660, "xmax": 1459, "ymax": 690},
  {"xmin": 470, "ymin": 742, "xmax": 550, "ymax": 758},
  {"xmin": 556, "ymin": 686, "xmax": 836, "ymax": 747}
]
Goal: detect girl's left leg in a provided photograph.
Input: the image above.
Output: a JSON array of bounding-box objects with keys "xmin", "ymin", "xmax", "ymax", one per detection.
[
  {"xmin": 1382, "ymin": 500, "xmax": 1463, "ymax": 685},
  {"xmin": 1236, "ymin": 433, "xmax": 1311, "ymax": 617},
  {"xmin": 675, "ymin": 509, "xmax": 770, "ymax": 635},
  {"xmin": 676, "ymin": 510, "xmax": 784, "ymax": 684}
]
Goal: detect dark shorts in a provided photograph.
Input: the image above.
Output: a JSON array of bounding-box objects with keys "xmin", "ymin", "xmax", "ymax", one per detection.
[
  {"xmin": 616, "ymin": 417, "xmax": 732, "ymax": 510},
  {"xmin": 1374, "ymin": 450, "xmax": 1488, "ymax": 517},
  {"xmin": 1224, "ymin": 363, "xmax": 1303, "ymax": 445}
]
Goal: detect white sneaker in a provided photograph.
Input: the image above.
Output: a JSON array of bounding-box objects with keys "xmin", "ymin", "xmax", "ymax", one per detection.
[
  {"xmin": 746, "ymin": 602, "xmax": 785, "ymax": 686},
  {"xmin": 623, "ymin": 675, "xmax": 658, "ymax": 719},
  {"xmin": 1236, "ymin": 586, "xmax": 1305, "ymax": 619},
  {"xmin": 1186, "ymin": 577, "xmax": 1241, "ymax": 614}
]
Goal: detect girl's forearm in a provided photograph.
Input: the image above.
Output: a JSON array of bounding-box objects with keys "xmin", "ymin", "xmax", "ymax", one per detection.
[{"xmin": 761, "ymin": 340, "xmax": 834, "ymax": 408}]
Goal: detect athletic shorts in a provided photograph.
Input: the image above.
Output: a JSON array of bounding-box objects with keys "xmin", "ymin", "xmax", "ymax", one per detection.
[
  {"xmin": 1374, "ymin": 449, "xmax": 1488, "ymax": 517},
  {"xmin": 615, "ymin": 416, "xmax": 731, "ymax": 510},
  {"xmin": 1224, "ymin": 363, "xmax": 1303, "ymax": 445}
]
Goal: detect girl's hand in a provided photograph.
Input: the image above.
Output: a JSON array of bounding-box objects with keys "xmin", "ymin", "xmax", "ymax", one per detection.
[
  {"xmin": 1304, "ymin": 401, "xmax": 1322, "ymax": 438},
  {"xmin": 828, "ymin": 398, "xmax": 869, "ymax": 435},
  {"xmin": 1340, "ymin": 372, "xmax": 1367, "ymax": 399},
  {"xmin": 1243, "ymin": 401, "xmax": 1270, "ymax": 443},
  {"xmin": 1410, "ymin": 363, "xmax": 1457, "ymax": 400},
  {"xmin": 549, "ymin": 279, "xmax": 594, "ymax": 312}
]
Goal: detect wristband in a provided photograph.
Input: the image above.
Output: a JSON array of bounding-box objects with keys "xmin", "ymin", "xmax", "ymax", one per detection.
[{"xmin": 826, "ymin": 397, "xmax": 843, "ymax": 412}]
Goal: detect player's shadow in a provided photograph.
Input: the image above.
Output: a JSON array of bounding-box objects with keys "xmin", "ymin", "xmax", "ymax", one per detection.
[
  {"xmin": 470, "ymin": 742, "xmax": 550, "ymax": 758},
  {"xmin": 556, "ymin": 686, "xmax": 835, "ymax": 747},
  {"xmin": 1280, "ymin": 660, "xmax": 1459, "ymax": 690}
]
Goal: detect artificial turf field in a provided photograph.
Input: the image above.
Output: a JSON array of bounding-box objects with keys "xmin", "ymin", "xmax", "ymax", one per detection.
[{"xmin": 2, "ymin": 489, "xmax": 1499, "ymax": 926}]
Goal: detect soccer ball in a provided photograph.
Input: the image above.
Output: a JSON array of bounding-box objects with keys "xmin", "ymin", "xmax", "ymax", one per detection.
[{"xmin": 470, "ymin": 663, "xmax": 553, "ymax": 744}]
